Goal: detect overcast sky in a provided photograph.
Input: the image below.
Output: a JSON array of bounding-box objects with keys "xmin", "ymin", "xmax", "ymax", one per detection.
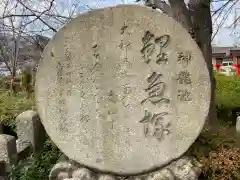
[{"xmin": 211, "ymin": 0, "xmax": 240, "ymax": 46}]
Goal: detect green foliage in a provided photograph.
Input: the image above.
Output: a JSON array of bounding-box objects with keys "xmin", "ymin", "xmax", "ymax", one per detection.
[
  {"xmin": 0, "ymin": 89, "xmax": 35, "ymax": 127},
  {"xmin": 20, "ymin": 70, "xmax": 33, "ymax": 93},
  {"xmin": 215, "ymin": 73, "xmax": 240, "ymax": 124},
  {"xmin": 187, "ymin": 72, "xmax": 240, "ymax": 179},
  {"xmin": 0, "ymin": 77, "xmax": 61, "ymax": 180},
  {"xmin": 215, "ymin": 73, "xmax": 240, "ymax": 109},
  {"xmin": 0, "ymin": 76, "xmax": 35, "ymax": 127},
  {"xmin": 9, "ymin": 138, "xmax": 62, "ymax": 180}
]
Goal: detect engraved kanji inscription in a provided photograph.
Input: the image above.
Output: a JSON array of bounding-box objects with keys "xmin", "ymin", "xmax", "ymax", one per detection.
[
  {"xmin": 176, "ymin": 71, "xmax": 192, "ymax": 85},
  {"xmin": 65, "ymin": 51, "xmax": 72, "ymax": 85},
  {"xmin": 156, "ymin": 52, "xmax": 168, "ymax": 64},
  {"xmin": 140, "ymin": 31, "xmax": 155, "ymax": 64},
  {"xmin": 178, "ymin": 89, "xmax": 192, "ymax": 101},
  {"xmin": 121, "ymin": 23, "xmax": 128, "ymax": 35},
  {"xmin": 119, "ymin": 40, "xmax": 131, "ymax": 50},
  {"xmin": 92, "ymin": 44, "xmax": 100, "ymax": 59},
  {"xmin": 119, "ymin": 24, "xmax": 131, "ymax": 60},
  {"xmin": 123, "ymin": 85, "xmax": 132, "ymax": 94},
  {"xmin": 57, "ymin": 61, "xmax": 63, "ymax": 83},
  {"xmin": 140, "ymin": 31, "xmax": 170, "ymax": 64},
  {"xmin": 141, "ymin": 72, "xmax": 170, "ymax": 106},
  {"xmin": 140, "ymin": 110, "xmax": 171, "ymax": 141},
  {"xmin": 107, "ymin": 90, "xmax": 117, "ymax": 103},
  {"xmin": 177, "ymin": 51, "xmax": 191, "ymax": 67},
  {"xmin": 155, "ymin": 35, "xmax": 170, "ymax": 64}
]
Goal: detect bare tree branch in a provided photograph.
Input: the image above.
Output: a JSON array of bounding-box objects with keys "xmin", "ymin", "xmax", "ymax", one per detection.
[
  {"xmin": 144, "ymin": 0, "xmax": 173, "ymax": 16},
  {"xmin": 15, "ymin": 0, "xmax": 57, "ymax": 32},
  {"xmin": 232, "ymin": 15, "xmax": 240, "ymax": 28},
  {"xmin": 211, "ymin": 0, "xmax": 239, "ymax": 40},
  {"xmin": 211, "ymin": 0, "xmax": 232, "ymax": 16}
]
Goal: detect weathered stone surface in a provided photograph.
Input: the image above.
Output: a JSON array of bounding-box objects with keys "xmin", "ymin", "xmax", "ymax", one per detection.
[
  {"xmin": 36, "ymin": 4, "xmax": 210, "ymax": 175},
  {"xmin": 98, "ymin": 175, "xmax": 116, "ymax": 180},
  {"xmin": 58, "ymin": 172, "xmax": 69, "ymax": 180},
  {"xmin": 168, "ymin": 157, "xmax": 201, "ymax": 180},
  {"xmin": 0, "ymin": 134, "xmax": 17, "ymax": 172},
  {"xmin": 72, "ymin": 168, "xmax": 95, "ymax": 180},
  {"xmin": 147, "ymin": 169, "xmax": 175, "ymax": 180},
  {"xmin": 236, "ymin": 116, "xmax": 240, "ymax": 132},
  {"xmin": 16, "ymin": 140, "xmax": 32, "ymax": 161},
  {"xmin": 236, "ymin": 115, "xmax": 240, "ymax": 147},
  {"xmin": 49, "ymin": 162, "xmax": 73, "ymax": 180},
  {"xmin": 49, "ymin": 156, "xmax": 202, "ymax": 180},
  {"xmin": 16, "ymin": 110, "xmax": 45, "ymax": 152}
]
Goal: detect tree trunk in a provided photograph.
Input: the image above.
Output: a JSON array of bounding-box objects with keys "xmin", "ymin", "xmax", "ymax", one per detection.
[
  {"xmin": 10, "ymin": 42, "xmax": 17, "ymax": 95},
  {"xmin": 10, "ymin": 56, "xmax": 17, "ymax": 95},
  {"xmin": 188, "ymin": 0, "xmax": 217, "ymax": 124},
  {"xmin": 10, "ymin": 36, "xmax": 20, "ymax": 95}
]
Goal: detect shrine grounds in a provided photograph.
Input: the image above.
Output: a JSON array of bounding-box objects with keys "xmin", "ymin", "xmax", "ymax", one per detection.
[{"xmin": 0, "ymin": 73, "xmax": 240, "ymax": 180}]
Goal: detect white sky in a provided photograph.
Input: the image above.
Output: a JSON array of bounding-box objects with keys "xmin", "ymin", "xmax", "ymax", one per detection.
[{"xmin": 211, "ymin": 1, "xmax": 240, "ymax": 46}]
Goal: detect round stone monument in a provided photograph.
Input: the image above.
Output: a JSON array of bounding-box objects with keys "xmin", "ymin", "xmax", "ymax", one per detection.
[{"xmin": 36, "ymin": 4, "xmax": 211, "ymax": 175}]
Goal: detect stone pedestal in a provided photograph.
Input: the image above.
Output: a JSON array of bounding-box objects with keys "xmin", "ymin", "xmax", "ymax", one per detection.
[
  {"xmin": 0, "ymin": 134, "xmax": 17, "ymax": 173},
  {"xmin": 236, "ymin": 116, "xmax": 240, "ymax": 147},
  {"xmin": 49, "ymin": 156, "xmax": 202, "ymax": 180},
  {"xmin": 16, "ymin": 140, "xmax": 32, "ymax": 161},
  {"xmin": 16, "ymin": 110, "xmax": 46, "ymax": 152}
]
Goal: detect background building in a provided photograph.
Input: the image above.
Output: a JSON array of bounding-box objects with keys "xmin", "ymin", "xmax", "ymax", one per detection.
[{"xmin": 212, "ymin": 46, "xmax": 240, "ymax": 75}]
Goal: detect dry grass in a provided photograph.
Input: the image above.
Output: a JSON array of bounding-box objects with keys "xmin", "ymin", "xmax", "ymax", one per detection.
[{"xmin": 188, "ymin": 122, "xmax": 240, "ymax": 179}]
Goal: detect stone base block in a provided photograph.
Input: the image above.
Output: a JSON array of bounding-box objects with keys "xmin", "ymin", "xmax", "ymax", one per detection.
[{"xmin": 49, "ymin": 156, "xmax": 202, "ymax": 180}]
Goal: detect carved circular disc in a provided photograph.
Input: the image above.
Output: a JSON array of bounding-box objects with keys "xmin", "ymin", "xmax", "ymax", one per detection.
[{"xmin": 36, "ymin": 5, "xmax": 211, "ymax": 175}]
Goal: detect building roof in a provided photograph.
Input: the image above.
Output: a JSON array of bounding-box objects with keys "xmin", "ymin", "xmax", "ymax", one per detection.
[
  {"xmin": 212, "ymin": 46, "xmax": 232, "ymax": 54},
  {"xmin": 212, "ymin": 46, "xmax": 240, "ymax": 56},
  {"xmin": 230, "ymin": 47, "xmax": 240, "ymax": 51}
]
